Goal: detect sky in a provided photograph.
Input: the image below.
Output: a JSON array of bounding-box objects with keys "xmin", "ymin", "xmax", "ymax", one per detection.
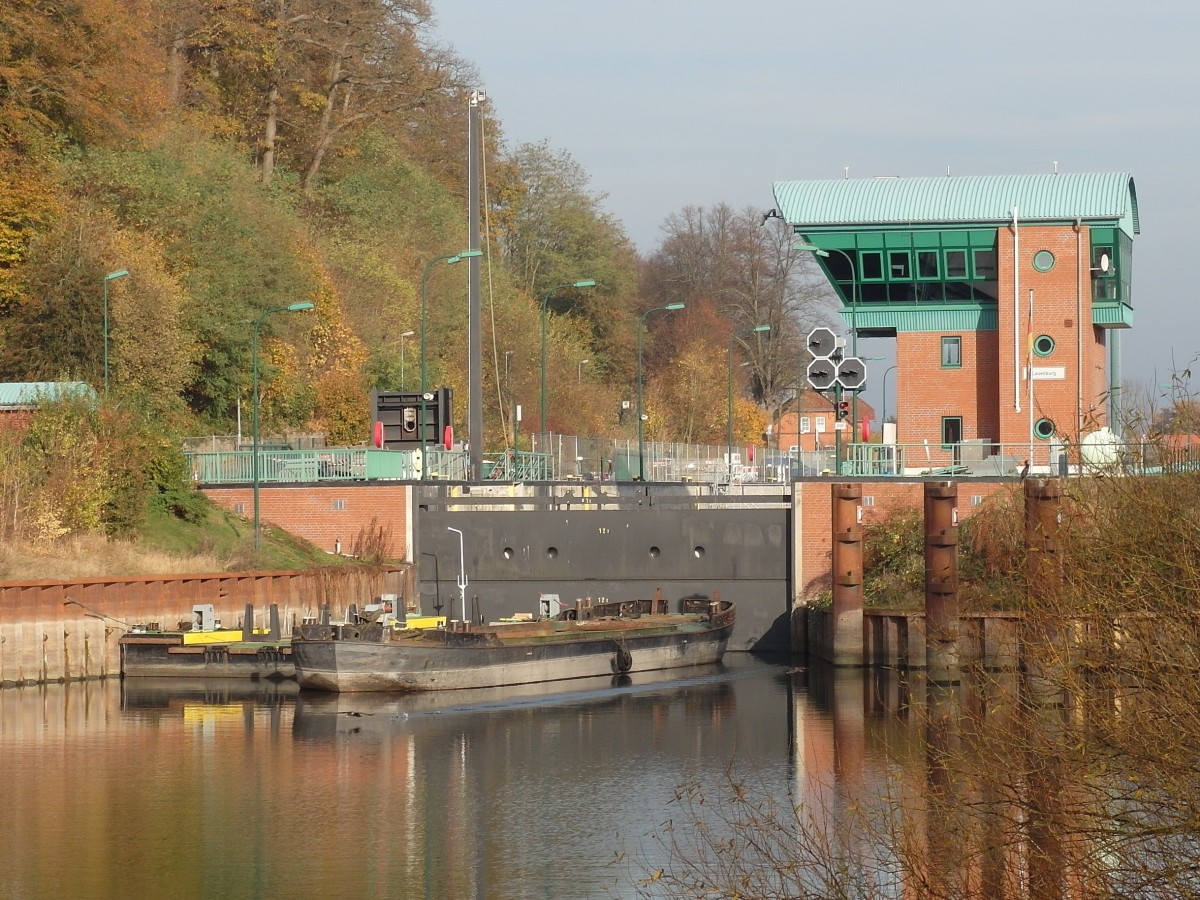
[{"xmin": 429, "ymin": 0, "xmax": 1200, "ymax": 417}]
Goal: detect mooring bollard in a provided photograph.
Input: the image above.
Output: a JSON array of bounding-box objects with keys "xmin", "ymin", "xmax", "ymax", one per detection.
[
  {"xmin": 831, "ymin": 482, "xmax": 864, "ymax": 666},
  {"xmin": 924, "ymin": 481, "xmax": 960, "ymax": 683}
]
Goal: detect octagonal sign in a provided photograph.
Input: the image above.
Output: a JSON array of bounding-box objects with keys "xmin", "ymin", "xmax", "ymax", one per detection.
[
  {"xmin": 806, "ymin": 358, "xmax": 837, "ymax": 391},
  {"xmin": 806, "ymin": 327, "xmax": 838, "ymax": 360},
  {"xmin": 836, "ymin": 356, "xmax": 867, "ymax": 391}
]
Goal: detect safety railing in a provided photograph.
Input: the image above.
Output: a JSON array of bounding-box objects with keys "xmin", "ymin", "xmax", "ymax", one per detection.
[{"xmin": 186, "ymin": 437, "xmax": 1200, "ymax": 485}]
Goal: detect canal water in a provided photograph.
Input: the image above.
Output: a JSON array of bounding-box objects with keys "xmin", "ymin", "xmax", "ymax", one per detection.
[{"xmin": 1, "ymin": 657, "xmax": 909, "ymax": 900}]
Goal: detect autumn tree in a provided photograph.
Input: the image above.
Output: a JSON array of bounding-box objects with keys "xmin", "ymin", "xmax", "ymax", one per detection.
[{"xmin": 643, "ymin": 204, "xmax": 833, "ymax": 421}]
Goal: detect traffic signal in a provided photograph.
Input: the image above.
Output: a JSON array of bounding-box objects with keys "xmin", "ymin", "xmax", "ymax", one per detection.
[{"xmin": 837, "ymin": 399, "xmax": 850, "ymax": 420}]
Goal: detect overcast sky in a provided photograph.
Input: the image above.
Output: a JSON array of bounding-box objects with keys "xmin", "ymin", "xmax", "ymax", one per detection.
[{"xmin": 430, "ymin": 0, "xmax": 1200, "ymax": 415}]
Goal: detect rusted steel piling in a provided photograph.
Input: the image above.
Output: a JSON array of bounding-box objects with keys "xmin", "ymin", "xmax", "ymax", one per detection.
[
  {"xmin": 924, "ymin": 481, "xmax": 960, "ymax": 683},
  {"xmin": 831, "ymin": 483, "xmax": 865, "ymax": 666},
  {"xmin": 1024, "ymin": 477, "xmax": 1064, "ymax": 702}
]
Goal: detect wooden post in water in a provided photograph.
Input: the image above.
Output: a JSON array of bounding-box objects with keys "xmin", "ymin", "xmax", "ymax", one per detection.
[
  {"xmin": 924, "ymin": 481, "xmax": 960, "ymax": 683},
  {"xmin": 1024, "ymin": 477, "xmax": 1064, "ymax": 703},
  {"xmin": 831, "ymin": 482, "xmax": 864, "ymax": 666}
]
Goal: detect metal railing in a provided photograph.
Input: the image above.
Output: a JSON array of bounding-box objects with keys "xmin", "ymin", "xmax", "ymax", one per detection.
[{"xmin": 185, "ymin": 437, "xmax": 1200, "ymax": 486}]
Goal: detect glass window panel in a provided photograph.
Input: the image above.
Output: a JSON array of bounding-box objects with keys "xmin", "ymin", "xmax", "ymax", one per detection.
[
  {"xmin": 860, "ymin": 252, "xmax": 884, "ymax": 280},
  {"xmin": 917, "ymin": 251, "xmax": 939, "ymax": 279},
  {"xmin": 973, "ymin": 249, "xmax": 997, "ymax": 279},
  {"xmin": 945, "ymin": 250, "xmax": 968, "ymax": 278},
  {"xmin": 889, "ymin": 251, "xmax": 911, "ymax": 279},
  {"xmin": 941, "ymin": 336, "xmax": 962, "ymax": 368}
]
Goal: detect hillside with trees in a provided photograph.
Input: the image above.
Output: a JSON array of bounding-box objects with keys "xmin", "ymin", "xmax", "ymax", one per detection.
[{"xmin": 0, "ymin": 0, "xmax": 831, "ymax": 465}]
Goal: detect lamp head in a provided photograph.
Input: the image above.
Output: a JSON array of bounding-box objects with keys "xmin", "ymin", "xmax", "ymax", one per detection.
[
  {"xmin": 665, "ymin": 303, "xmax": 685, "ymax": 311},
  {"xmin": 104, "ymin": 269, "xmax": 130, "ymax": 282},
  {"xmin": 752, "ymin": 325, "xmax": 771, "ymax": 333},
  {"xmin": 793, "ymin": 243, "xmax": 830, "ymax": 258},
  {"xmin": 286, "ymin": 302, "xmax": 315, "ymax": 312},
  {"xmin": 573, "ymin": 280, "xmax": 597, "ymax": 288},
  {"xmin": 449, "ymin": 250, "xmax": 483, "ymax": 264},
  {"xmin": 400, "ymin": 330, "xmax": 415, "ymax": 338}
]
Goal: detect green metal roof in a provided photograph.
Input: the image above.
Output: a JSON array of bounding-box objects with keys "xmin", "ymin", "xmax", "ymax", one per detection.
[
  {"xmin": 0, "ymin": 382, "xmax": 98, "ymax": 408},
  {"xmin": 773, "ymin": 173, "xmax": 1139, "ymax": 237}
]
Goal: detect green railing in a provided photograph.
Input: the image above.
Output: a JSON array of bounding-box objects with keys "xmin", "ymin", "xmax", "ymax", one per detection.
[{"xmin": 186, "ymin": 447, "xmax": 550, "ymax": 484}]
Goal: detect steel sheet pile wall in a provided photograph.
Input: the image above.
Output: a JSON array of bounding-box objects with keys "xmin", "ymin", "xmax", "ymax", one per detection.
[{"xmin": 0, "ymin": 568, "xmax": 403, "ymax": 686}]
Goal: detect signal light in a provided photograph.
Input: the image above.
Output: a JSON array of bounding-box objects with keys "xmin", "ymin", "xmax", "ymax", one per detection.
[{"xmin": 837, "ymin": 400, "xmax": 850, "ymax": 420}]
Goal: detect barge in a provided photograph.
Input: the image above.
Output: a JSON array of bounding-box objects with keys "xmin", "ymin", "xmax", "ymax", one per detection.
[
  {"xmin": 291, "ymin": 590, "xmax": 735, "ymax": 693},
  {"xmin": 120, "ymin": 603, "xmax": 293, "ymax": 680}
]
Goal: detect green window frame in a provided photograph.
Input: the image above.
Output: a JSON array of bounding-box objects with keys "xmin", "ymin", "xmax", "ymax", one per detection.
[
  {"xmin": 859, "ymin": 251, "xmax": 884, "ymax": 281},
  {"xmin": 1034, "ymin": 418, "xmax": 1055, "ymax": 440},
  {"xmin": 916, "ymin": 250, "xmax": 940, "ymax": 279},
  {"xmin": 888, "ymin": 250, "xmax": 911, "ymax": 280},
  {"xmin": 1033, "ymin": 334, "xmax": 1055, "ymax": 357},
  {"xmin": 941, "ymin": 335, "xmax": 962, "ymax": 368},
  {"xmin": 972, "ymin": 249, "xmax": 998, "ymax": 280}
]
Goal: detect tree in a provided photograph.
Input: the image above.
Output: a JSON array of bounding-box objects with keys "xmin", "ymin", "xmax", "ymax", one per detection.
[{"xmin": 643, "ymin": 204, "xmax": 833, "ymax": 421}]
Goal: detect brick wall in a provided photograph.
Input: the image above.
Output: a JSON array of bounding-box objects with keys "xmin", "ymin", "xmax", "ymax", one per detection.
[
  {"xmin": 996, "ymin": 224, "xmax": 1107, "ymax": 452},
  {"xmin": 795, "ymin": 479, "xmax": 1016, "ymax": 602},
  {"xmin": 203, "ymin": 483, "xmax": 411, "ymax": 560}
]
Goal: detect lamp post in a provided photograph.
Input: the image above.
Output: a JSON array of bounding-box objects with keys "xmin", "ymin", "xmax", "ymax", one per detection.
[
  {"xmin": 420, "ymin": 249, "xmax": 481, "ymax": 480},
  {"xmin": 252, "ymin": 301, "xmax": 315, "ymax": 550},
  {"xmin": 539, "ymin": 280, "xmax": 596, "ymax": 434},
  {"xmin": 577, "ymin": 359, "xmax": 589, "ymax": 382},
  {"xmin": 727, "ymin": 325, "xmax": 771, "ymax": 480},
  {"xmin": 636, "ymin": 302, "xmax": 685, "ymax": 480},
  {"xmin": 398, "ymin": 330, "xmax": 415, "ymax": 388},
  {"xmin": 882, "ymin": 364, "xmax": 898, "ymax": 426},
  {"xmin": 102, "ymin": 269, "xmax": 130, "ymax": 394}
]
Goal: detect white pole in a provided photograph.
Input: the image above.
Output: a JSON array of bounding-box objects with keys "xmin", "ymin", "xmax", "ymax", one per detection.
[
  {"xmin": 1028, "ymin": 289, "xmax": 1035, "ymax": 467},
  {"xmin": 447, "ymin": 527, "xmax": 468, "ymax": 623}
]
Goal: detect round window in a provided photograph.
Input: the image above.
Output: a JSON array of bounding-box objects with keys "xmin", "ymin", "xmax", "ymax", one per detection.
[
  {"xmin": 1033, "ymin": 334, "xmax": 1055, "ymax": 357},
  {"xmin": 1032, "ymin": 250, "xmax": 1056, "ymax": 272},
  {"xmin": 1034, "ymin": 418, "xmax": 1055, "ymax": 440}
]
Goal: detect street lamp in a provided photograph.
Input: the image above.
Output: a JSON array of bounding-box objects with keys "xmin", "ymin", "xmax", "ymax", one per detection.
[
  {"xmin": 636, "ymin": 302, "xmax": 685, "ymax": 480},
  {"xmin": 882, "ymin": 364, "xmax": 898, "ymax": 426},
  {"xmin": 252, "ymin": 301, "xmax": 315, "ymax": 550},
  {"xmin": 539, "ymin": 280, "xmax": 596, "ymax": 433},
  {"xmin": 102, "ymin": 269, "xmax": 130, "ymax": 394},
  {"xmin": 420, "ymin": 249, "xmax": 481, "ymax": 479},
  {"xmin": 577, "ymin": 358, "xmax": 589, "ymax": 382},
  {"xmin": 727, "ymin": 325, "xmax": 771, "ymax": 480},
  {"xmin": 398, "ymin": 330, "xmax": 415, "ymax": 388}
]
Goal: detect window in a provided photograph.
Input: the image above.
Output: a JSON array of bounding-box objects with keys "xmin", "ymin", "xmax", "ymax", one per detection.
[
  {"xmin": 942, "ymin": 336, "xmax": 962, "ymax": 368},
  {"xmin": 799, "ymin": 416, "xmax": 811, "ymax": 434},
  {"xmin": 973, "ymin": 249, "xmax": 997, "ymax": 279},
  {"xmin": 1033, "ymin": 334, "xmax": 1055, "ymax": 357},
  {"xmin": 815, "ymin": 416, "xmax": 827, "ymax": 433},
  {"xmin": 1032, "ymin": 250, "xmax": 1056, "ymax": 272},
  {"xmin": 1034, "ymin": 418, "xmax": 1055, "ymax": 440},
  {"xmin": 942, "ymin": 416, "xmax": 963, "ymax": 448},
  {"xmin": 332, "ymin": 499, "xmax": 346, "ymax": 511},
  {"xmin": 945, "ymin": 249, "xmax": 968, "ymax": 278},
  {"xmin": 860, "ymin": 251, "xmax": 884, "ymax": 280},
  {"xmin": 917, "ymin": 251, "xmax": 939, "ymax": 279},
  {"xmin": 888, "ymin": 251, "xmax": 911, "ymax": 279},
  {"xmin": 233, "ymin": 502, "xmax": 246, "ymax": 515}
]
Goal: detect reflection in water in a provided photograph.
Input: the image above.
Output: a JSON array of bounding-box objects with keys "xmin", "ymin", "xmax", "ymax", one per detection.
[{"xmin": 0, "ymin": 660, "xmax": 1121, "ymax": 899}]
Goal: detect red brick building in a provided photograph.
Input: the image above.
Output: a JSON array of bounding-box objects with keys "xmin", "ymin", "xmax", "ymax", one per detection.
[{"xmin": 773, "ymin": 173, "xmax": 1138, "ymax": 471}]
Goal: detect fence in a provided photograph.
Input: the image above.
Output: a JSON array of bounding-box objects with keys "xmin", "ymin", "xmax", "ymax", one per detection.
[{"xmin": 185, "ymin": 436, "xmax": 1200, "ymax": 486}]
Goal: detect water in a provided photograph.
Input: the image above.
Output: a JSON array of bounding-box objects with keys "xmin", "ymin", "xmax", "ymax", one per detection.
[{"xmin": 0, "ymin": 657, "xmax": 897, "ymax": 900}]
